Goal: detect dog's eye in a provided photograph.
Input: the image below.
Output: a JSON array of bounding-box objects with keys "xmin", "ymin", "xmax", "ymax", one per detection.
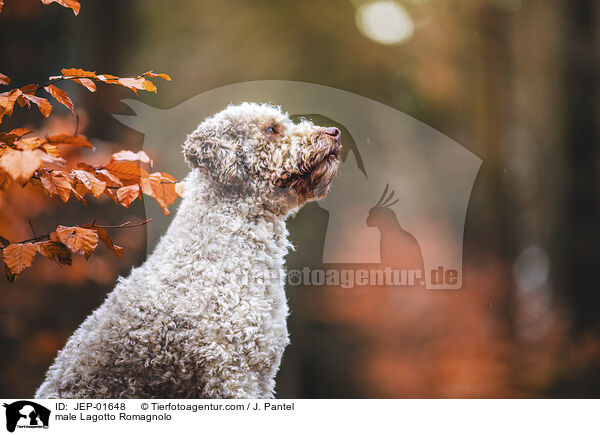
[{"xmin": 265, "ymin": 125, "xmax": 277, "ymax": 135}]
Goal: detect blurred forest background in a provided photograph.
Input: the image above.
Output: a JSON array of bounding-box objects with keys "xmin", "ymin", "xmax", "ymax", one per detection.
[{"xmin": 1, "ymin": 0, "xmax": 599, "ymax": 397}]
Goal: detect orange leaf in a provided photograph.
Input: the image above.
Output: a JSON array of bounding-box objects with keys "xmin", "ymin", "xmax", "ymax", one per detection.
[
  {"xmin": 40, "ymin": 0, "xmax": 80, "ymax": 15},
  {"xmin": 0, "ymin": 89, "xmax": 22, "ymax": 123},
  {"xmin": 141, "ymin": 71, "xmax": 171, "ymax": 81},
  {"xmin": 72, "ymin": 169, "xmax": 106, "ymax": 198},
  {"xmin": 84, "ymin": 226, "xmax": 123, "ymax": 259},
  {"xmin": 20, "ymin": 93, "xmax": 52, "ymax": 118},
  {"xmin": 0, "ymin": 128, "xmax": 33, "ymax": 145},
  {"xmin": 0, "ymin": 73, "xmax": 9, "ymax": 86},
  {"xmin": 39, "ymin": 171, "xmax": 72, "ymax": 202},
  {"xmin": 105, "ymin": 161, "xmax": 149, "ymax": 181},
  {"xmin": 14, "ymin": 136, "xmax": 45, "ymax": 151},
  {"xmin": 95, "ymin": 169, "xmax": 122, "ymax": 188},
  {"xmin": 35, "ymin": 241, "xmax": 72, "ymax": 265},
  {"xmin": 141, "ymin": 172, "xmax": 179, "ymax": 216},
  {"xmin": 59, "ymin": 68, "xmax": 97, "ymax": 79},
  {"xmin": 110, "ymin": 150, "xmax": 151, "ymax": 164},
  {"xmin": 46, "ymin": 133, "xmax": 93, "ymax": 148},
  {"xmin": 114, "ymin": 77, "xmax": 157, "ymax": 94},
  {"xmin": 41, "ymin": 144, "xmax": 61, "ymax": 158},
  {"xmin": 0, "ymin": 149, "xmax": 42, "ymax": 183},
  {"xmin": 44, "ymin": 84, "xmax": 74, "ymax": 114},
  {"xmin": 71, "ymin": 77, "xmax": 96, "ymax": 92},
  {"xmin": 50, "ymin": 226, "xmax": 98, "ymax": 258},
  {"xmin": 3, "ymin": 243, "xmax": 37, "ymax": 277},
  {"xmin": 103, "ymin": 186, "xmax": 119, "ymax": 204},
  {"xmin": 116, "ymin": 184, "xmax": 141, "ymax": 208}
]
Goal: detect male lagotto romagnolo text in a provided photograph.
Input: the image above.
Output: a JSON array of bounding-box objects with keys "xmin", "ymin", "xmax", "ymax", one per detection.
[{"xmin": 36, "ymin": 103, "xmax": 342, "ymax": 398}]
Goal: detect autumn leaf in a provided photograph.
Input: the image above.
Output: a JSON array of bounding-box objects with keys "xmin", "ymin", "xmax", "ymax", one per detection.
[
  {"xmin": 50, "ymin": 226, "xmax": 98, "ymax": 258},
  {"xmin": 141, "ymin": 71, "xmax": 172, "ymax": 81},
  {"xmin": 35, "ymin": 240, "xmax": 72, "ymax": 265},
  {"xmin": 71, "ymin": 77, "xmax": 96, "ymax": 92},
  {"xmin": 15, "ymin": 136, "xmax": 45, "ymax": 151},
  {"xmin": 110, "ymin": 150, "xmax": 151, "ymax": 164},
  {"xmin": 105, "ymin": 161, "xmax": 149, "ymax": 181},
  {"xmin": 95, "ymin": 168, "xmax": 122, "ymax": 187},
  {"xmin": 2, "ymin": 243, "xmax": 38, "ymax": 280},
  {"xmin": 0, "ymin": 128, "xmax": 33, "ymax": 145},
  {"xmin": 116, "ymin": 77, "xmax": 157, "ymax": 94},
  {"xmin": 116, "ymin": 183, "xmax": 141, "ymax": 208},
  {"xmin": 41, "ymin": 144, "xmax": 61, "ymax": 158},
  {"xmin": 0, "ymin": 148, "xmax": 42, "ymax": 183},
  {"xmin": 141, "ymin": 172, "xmax": 179, "ymax": 215},
  {"xmin": 0, "ymin": 73, "xmax": 9, "ymax": 86},
  {"xmin": 84, "ymin": 226, "xmax": 123, "ymax": 258},
  {"xmin": 39, "ymin": 170, "xmax": 73, "ymax": 202},
  {"xmin": 40, "ymin": 0, "xmax": 81, "ymax": 15},
  {"xmin": 72, "ymin": 169, "xmax": 106, "ymax": 198},
  {"xmin": 58, "ymin": 68, "xmax": 97, "ymax": 79},
  {"xmin": 20, "ymin": 93, "xmax": 52, "ymax": 118},
  {"xmin": 46, "ymin": 133, "xmax": 93, "ymax": 149},
  {"xmin": 44, "ymin": 84, "xmax": 74, "ymax": 114},
  {"xmin": 0, "ymin": 89, "xmax": 22, "ymax": 123}
]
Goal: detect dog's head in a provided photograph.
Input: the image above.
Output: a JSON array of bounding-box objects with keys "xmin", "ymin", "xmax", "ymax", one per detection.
[{"xmin": 183, "ymin": 103, "xmax": 342, "ymax": 214}]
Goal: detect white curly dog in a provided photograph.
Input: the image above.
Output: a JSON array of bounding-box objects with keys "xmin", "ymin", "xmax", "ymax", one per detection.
[{"xmin": 35, "ymin": 103, "xmax": 342, "ymax": 398}]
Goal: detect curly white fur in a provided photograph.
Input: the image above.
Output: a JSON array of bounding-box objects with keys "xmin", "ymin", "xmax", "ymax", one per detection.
[{"xmin": 35, "ymin": 103, "xmax": 341, "ymax": 398}]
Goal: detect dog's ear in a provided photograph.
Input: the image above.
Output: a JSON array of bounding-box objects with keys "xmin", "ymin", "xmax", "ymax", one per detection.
[{"xmin": 183, "ymin": 124, "xmax": 247, "ymax": 188}]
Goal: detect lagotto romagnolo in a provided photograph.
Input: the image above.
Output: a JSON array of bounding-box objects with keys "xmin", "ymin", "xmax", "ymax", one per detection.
[{"xmin": 35, "ymin": 103, "xmax": 342, "ymax": 398}]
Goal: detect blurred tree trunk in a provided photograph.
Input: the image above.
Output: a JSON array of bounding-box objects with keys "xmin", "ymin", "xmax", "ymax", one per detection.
[{"xmin": 559, "ymin": 0, "xmax": 600, "ymax": 334}]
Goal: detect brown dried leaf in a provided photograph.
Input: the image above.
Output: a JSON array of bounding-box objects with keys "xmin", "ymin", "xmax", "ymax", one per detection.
[
  {"xmin": 141, "ymin": 71, "xmax": 172, "ymax": 81},
  {"xmin": 3, "ymin": 243, "xmax": 37, "ymax": 276},
  {"xmin": 72, "ymin": 169, "xmax": 106, "ymax": 198},
  {"xmin": 50, "ymin": 226, "xmax": 98, "ymax": 258},
  {"xmin": 84, "ymin": 226, "xmax": 123, "ymax": 259},
  {"xmin": 110, "ymin": 150, "xmax": 151, "ymax": 164},
  {"xmin": 0, "ymin": 73, "xmax": 10, "ymax": 85},
  {"xmin": 141, "ymin": 172, "xmax": 179, "ymax": 216},
  {"xmin": 14, "ymin": 136, "xmax": 45, "ymax": 151},
  {"xmin": 0, "ymin": 149, "xmax": 42, "ymax": 183},
  {"xmin": 59, "ymin": 68, "xmax": 97, "ymax": 79},
  {"xmin": 95, "ymin": 169, "xmax": 123, "ymax": 187},
  {"xmin": 71, "ymin": 77, "xmax": 96, "ymax": 92},
  {"xmin": 40, "ymin": 0, "xmax": 81, "ymax": 15},
  {"xmin": 35, "ymin": 241, "xmax": 72, "ymax": 265},
  {"xmin": 116, "ymin": 184, "xmax": 141, "ymax": 208},
  {"xmin": 0, "ymin": 89, "xmax": 22, "ymax": 123},
  {"xmin": 46, "ymin": 133, "xmax": 93, "ymax": 149},
  {"xmin": 105, "ymin": 161, "xmax": 149, "ymax": 181},
  {"xmin": 20, "ymin": 93, "xmax": 52, "ymax": 118},
  {"xmin": 44, "ymin": 84, "xmax": 74, "ymax": 114},
  {"xmin": 39, "ymin": 171, "xmax": 72, "ymax": 202}
]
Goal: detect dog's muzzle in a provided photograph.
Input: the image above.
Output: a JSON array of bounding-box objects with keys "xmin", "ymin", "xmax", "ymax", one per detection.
[{"xmin": 275, "ymin": 127, "xmax": 342, "ymax": 200}]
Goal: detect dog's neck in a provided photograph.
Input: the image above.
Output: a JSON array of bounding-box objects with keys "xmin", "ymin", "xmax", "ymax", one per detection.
[{"xmin": 147, "ymin": 170, "xmax": 291, "ymax": 270}]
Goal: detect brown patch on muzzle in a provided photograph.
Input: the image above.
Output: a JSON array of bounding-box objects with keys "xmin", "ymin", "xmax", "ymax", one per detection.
[{"xmin": 275, "ymin": 128, "xmax": 342, "ymax": 203}]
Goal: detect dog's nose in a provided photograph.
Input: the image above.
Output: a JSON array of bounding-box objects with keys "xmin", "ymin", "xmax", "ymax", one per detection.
[{"xmin": 324, "ymin": 127, "xmax": 341, "ymax": 139}]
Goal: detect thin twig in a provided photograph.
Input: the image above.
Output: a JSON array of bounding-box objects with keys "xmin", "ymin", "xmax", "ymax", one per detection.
[
  {"xmin": 28, "ymin": 220, "xmax": 37, "ymax": 238},
  {"xmin": 5, "ymin": 219, "xmax": 152, "ymax": 246}
]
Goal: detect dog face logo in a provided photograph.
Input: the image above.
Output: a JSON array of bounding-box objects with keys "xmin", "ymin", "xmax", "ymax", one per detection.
[{"xmin": 3, "ymin": 401, "xmax": 50, "ymax": 432}]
